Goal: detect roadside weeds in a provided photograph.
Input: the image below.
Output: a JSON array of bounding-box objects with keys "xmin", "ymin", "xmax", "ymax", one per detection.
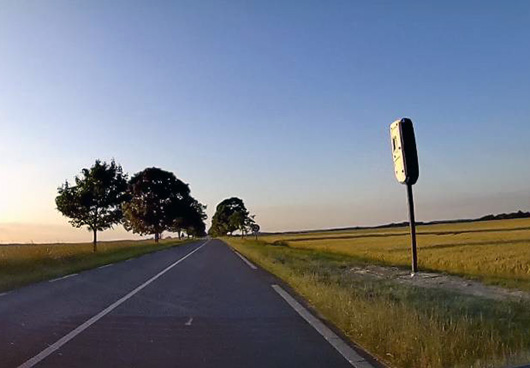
[{"xmin": 0, "ymin": 239, "xmax": 193, "ymax": 292}]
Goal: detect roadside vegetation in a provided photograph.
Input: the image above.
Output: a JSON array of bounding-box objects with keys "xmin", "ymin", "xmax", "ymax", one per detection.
[
  {"xmin": 226, "ymin": 235, "xmax": 530, "ymax": 368},
  {"xmin": 208, "ymin": 197, "xmax": 259, "ymax": 237},
  {"xmin": 0, "ymin": 238, "xmax": 191, "ymax": 292},
  {"xmin": 56, "ymin": 160, "xmax": 207, "ymax": 251},
  {"xmin": 1, "ymin": 160, "xmax": 209, "ymax": 292},
  {"xmin": 263, "ymin": 218, "xmax": 530, "ymax": 291}
]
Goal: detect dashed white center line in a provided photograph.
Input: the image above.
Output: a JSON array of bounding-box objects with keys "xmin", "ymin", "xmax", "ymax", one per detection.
[
  {"xmin": 18, "ymin": 239, "xmax": 210, "ymax": 368},
  {"xmin": 233, "ymin": 250, "xmax": 257, "ymax": 270},
  {"xmin": 48, "ymin": 274, "xmax": 78, "ymax": 283},
  {"xmin": 185, "ymin": 317, "xmax": 193, "ymax": 326}
]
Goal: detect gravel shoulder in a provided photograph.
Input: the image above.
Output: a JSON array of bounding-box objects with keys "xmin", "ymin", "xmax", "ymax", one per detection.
[{"xmin": 349, "ymin": 265, "xmax": 530, "ymax": 301}]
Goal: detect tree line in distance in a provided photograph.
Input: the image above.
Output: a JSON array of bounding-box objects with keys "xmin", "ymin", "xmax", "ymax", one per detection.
[{"xmin": 55, "ymin": 159, "xmax": 259, "ymax": 252}]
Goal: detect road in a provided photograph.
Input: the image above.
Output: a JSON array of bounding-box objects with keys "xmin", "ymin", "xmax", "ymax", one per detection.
[{"xmin": 0, "ymin": 239, "xmax": 375, "ymax": 368}]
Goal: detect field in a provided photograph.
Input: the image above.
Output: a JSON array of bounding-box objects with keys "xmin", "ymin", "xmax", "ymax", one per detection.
[
  {"xmin": 264, "ymin": 218, "xmax": 530, "ymax": 291},
  {"xmin": 225, "ymin": 218, "xmax": 530, "ymax": 368},
  {"xmin": 0, "ymin": 238, "xmax": 190, "ymax": 292}
]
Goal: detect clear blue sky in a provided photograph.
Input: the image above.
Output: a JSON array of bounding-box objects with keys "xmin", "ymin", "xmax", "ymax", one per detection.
[{"xmin": 1, "ymin": 1, "xmax": 529, "ymax": 242}]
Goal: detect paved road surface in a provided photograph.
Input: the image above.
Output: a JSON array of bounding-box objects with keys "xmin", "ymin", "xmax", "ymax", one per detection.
[{"xmin": 0, "ymin": 239, "xmax": 373, "ymax": 367}]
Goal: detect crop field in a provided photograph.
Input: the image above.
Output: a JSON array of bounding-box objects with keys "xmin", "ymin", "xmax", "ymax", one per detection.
[
  {"xmin": 225, "ymin": 218, "xmax": 530, "ymax": 368},
  {"xmin": 263, "ymin": 218, "xmax": 530, "ymax": 291},
  {"xmin": 0, "ymin": 238, "xmax": 190, "ymax": 292}
]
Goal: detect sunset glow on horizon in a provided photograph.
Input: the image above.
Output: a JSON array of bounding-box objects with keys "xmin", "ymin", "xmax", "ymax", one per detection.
[{"xmin": 2, "ymin": 1, "xmax": 530, "ymax": 243}]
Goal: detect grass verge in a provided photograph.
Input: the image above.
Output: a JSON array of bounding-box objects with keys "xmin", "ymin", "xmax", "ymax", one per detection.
[
  {"xmin": 225, "ymin": 237, "xmax": 530, "ymax": 368},
  {"xmin": 0, "ymin": 238, "xmax": 193, "ymax": 292}
]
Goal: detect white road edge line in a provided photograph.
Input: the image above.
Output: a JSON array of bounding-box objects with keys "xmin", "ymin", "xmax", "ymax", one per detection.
[
  {"xmin": 233, "ymin": 250, "xmax": 257, "ymax": 270},
  {"xmin": 97, "ymin": 264, "xmax": 113, "ymax": 269},
  {"xmin": 271, "ymin": 284, "xmax": 374, "ymax": 368},
  {"xmin": 185, "ymin": 317, "xmax": 193, "ymax": 326},
  {"xmin": 0, "ymin": 292, "xmax": 10, "ymax": 297},
  {"xmin": 48, "ymin": 274, "xmax": 78, "ymax": 283},
  {"xmin": 18, "ymin": 240, "xmax": 210, "ymax": 368}
]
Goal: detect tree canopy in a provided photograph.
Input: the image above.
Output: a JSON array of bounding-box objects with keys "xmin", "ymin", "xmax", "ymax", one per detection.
[
  {"xmin": 122, "ymin": 167, "xmax": 206, "ymax": 242},
  {"xmin": 55, "ymin": 159, "xmax": 128, "ymax": 252},
  {"xmin": 208, "ymin": 197, "xmax": 256, "ymax": 237},
  {"xmin": 173, "ymin": 197, "xmax": 207, "ymax": 238}
]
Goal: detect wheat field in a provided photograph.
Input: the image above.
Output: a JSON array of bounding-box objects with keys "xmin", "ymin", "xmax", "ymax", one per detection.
[{"xmin": 262, "ymin": 218, "xmax": 530, "ymax": 290}]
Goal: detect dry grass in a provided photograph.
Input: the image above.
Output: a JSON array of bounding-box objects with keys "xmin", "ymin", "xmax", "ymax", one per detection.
[
  {"xmin": 226, "ymin": 237, "xmax": 530, "ymax": 368},
  {"xmin": 0, "ymin": 238, "xmax": 190, "ymax": 292},
  {"xmin": 263, "ymin": 218, "xmax": 530, "ymax": 290}
]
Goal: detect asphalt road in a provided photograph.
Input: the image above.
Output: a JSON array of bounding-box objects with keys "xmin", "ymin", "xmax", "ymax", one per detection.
[{"xmin": 0, "ymin": 239, "xmax": 372, "ymax": 368}]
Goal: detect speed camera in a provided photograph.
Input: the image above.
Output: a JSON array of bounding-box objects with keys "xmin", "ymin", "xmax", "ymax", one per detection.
[
  {"xmin": 390, "ymin": 118, "xmax": 419, "ymax": 185},
  {"xmin": 389, "ymin": 117, "xmax": 420, "ymax": 274}
]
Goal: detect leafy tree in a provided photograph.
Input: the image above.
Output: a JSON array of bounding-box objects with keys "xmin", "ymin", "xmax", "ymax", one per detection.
[
  {"xmin": 122, "ymin": 167, "xmax": 197, "ymax": 243},
  {"xmin": 229, "ymin": 211, "xmax": 247, "ymax": 236},
  {"xmin": 184, "ymin": 199, "xmax": 207, "ymax": 238},
  {"xmin": 170, "ymin": 197, "xmax": 207, "ymax": 239},
  {"xmin": 56, "ymin": 159, "xmax": 128, "ymax": 252},
  {"xmin": 209, "ymin": 197, "xmax": 253, "ymax": 237},
  {"xmin": 243, "ymin": 215, "xmax": 257, "ymax": 238}
]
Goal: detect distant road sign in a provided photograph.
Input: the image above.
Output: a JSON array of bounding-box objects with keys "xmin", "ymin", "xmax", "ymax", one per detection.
[{"xmin": 390, "ymin": 118, "xmax": 419, "ymax": 185}]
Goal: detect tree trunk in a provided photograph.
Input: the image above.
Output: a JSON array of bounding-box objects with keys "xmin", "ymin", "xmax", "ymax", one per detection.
[
  {"xmin": 92, "ymin": 207, "xmax": 98, "ymax": 253},
  {"xmin": 93, "ymin": 229, "xmax": 97, "ymax": 253}
]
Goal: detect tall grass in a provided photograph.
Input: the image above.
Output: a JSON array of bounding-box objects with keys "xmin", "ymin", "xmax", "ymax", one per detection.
[
  {"xmin": 227, "ymin": 238, "xmax": 530, "ymax": 368},
  {"xmin": 0, "ymin": 238, "xmax": 190, "ymax": 292},
  {"xmin": 263, "ymin": 218, "xmax": 530, "ymax": 290}
]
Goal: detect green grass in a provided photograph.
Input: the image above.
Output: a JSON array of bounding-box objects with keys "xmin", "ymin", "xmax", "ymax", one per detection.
[
  {"xmin": 226, "ymin": 237, "xmax": 530, "ymax": 368},
  {"xmin": 0, "ymin": 238, "xmax": 192, "ymax": 292},
  {"xmin": 263, "ymin": 218, "xmax": 530, "ymax": 291}
]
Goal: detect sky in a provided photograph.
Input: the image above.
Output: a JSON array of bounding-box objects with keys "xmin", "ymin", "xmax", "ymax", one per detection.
[{"xmin": 1, "ymin": 0, "xmax": 530, "ymax": 243}]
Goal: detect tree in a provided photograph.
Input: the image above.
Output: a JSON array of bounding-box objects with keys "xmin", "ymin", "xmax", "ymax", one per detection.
[
  {"xmin": 56, "ymin": 159, "xmax": 128, "ymax": 252},
  {"xmin": 209, "ymin": 197, "xmax": 254, "ymax": 237},
  {"xmin": 229, "ymin": 210, "xmax": 248, "ymax": 236},
  {"xmin": 243, "ymin": 215, "xmax": 258, "ymax": 238},
  {"xmin": 183, "ymin": 199, "xmax": 207, "ymax": 238},
  {"xmin": 122, "ymin": 167, "xmax": 195, "ymax": 243},
  {"xmin": 170, "ymin": 197, "xmax": 207, "ymax": 239}
]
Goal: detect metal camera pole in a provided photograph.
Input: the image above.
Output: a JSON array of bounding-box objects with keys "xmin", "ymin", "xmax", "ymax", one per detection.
[{"xmin": 406, "ymin": 183, "xmax": 418, "ymax": 275}]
